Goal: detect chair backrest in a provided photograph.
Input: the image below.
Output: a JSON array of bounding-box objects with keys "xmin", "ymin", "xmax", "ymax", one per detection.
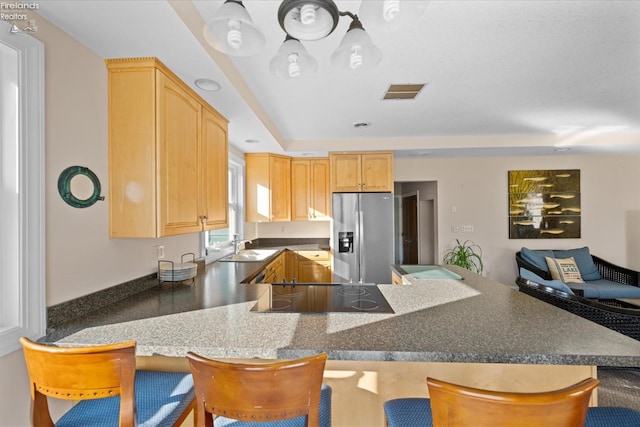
[
  {"xmin": 426, "ymin": 376, "xmax": 599, "ymax": 427},
  {"xmin": 20, "ymin": 337, "xmax": 137, "ymax": 427},
  {"xmin": 186, "ymin": 351, "xmax": 328, "ymax": 427}
]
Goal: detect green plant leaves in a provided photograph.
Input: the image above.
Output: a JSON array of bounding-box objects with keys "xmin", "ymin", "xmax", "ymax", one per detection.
[{"xmin": 442, "ymin": 239, "xmax": 484, "ymax": 274}]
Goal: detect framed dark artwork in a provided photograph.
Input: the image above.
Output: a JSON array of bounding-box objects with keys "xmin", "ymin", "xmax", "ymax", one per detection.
[{"xmin": 508, "ymin": 169, "xmax": 580, "ymax": 239}]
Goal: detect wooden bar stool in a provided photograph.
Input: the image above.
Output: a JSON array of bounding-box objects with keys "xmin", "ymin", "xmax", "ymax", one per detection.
[
  {"xmin": 426, "ymin": 376, "xmax": 598, "ymax": 426},
  {"xmin": 186, "ymin": 352, "xmax": 331, "ymax": 427},
  {"xmin": 20, "ymin": 337, "xmax": 195, "ymax": 427},
  {"xmin": 384, "ymin": 376, "xmax": 640, "ymax": 427}
]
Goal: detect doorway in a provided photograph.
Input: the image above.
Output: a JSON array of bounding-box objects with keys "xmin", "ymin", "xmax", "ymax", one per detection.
[
  {"xmin": 395, "ymin": 182, "xmax": 438, "ymax": 265},
  {"xmin": 402, "ymin": 194, "xmax": 418, "ymax": 264}
]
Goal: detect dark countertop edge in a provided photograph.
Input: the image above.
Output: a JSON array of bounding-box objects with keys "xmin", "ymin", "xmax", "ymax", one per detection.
[
  {"xmin": 111, "ymin": 344, "xmax": 640, "ymax": 367},
  {"xmin": 276, "ymin": 349, "xmax": 640, "ymax": 366}
]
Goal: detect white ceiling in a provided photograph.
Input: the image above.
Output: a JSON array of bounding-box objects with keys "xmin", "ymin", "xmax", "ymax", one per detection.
[{"xmin": 36, "ymin": 0, "xmax": 640, "ymax": 158}]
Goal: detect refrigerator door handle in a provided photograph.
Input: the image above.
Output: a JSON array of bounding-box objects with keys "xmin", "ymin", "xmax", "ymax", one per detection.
[{"xmin": 358, "ymin": 208, "xmax": 365, "ymax": 283}]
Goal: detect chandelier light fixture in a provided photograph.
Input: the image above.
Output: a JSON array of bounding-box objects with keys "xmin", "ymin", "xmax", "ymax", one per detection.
[
  {"xmin": 203, "ymin": 0, "xmax": 428, "ymax": 78},
  {"xmin": 358, "ymin": 0, "xmax": 429, "ymax": 32}
]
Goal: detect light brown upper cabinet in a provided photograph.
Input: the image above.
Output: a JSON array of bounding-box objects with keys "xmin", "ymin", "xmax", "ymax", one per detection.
[
  {"xmin": 245, "ymin": 153, "xmax": 291, "ymax": 222},
  {"xmin": 106, "ymin": 57, "xmax": 228, "ymax": 238},
  {"xmin": 201, "ymin": 106, "xmax": 229, "ymax": 230},
  {"xmin": 291, "ymin": 158, "xmax": 331, "ymax": 221},
  {"xmin": 329, "ymin": 151, "xmax": 393, "ymax": 192}
]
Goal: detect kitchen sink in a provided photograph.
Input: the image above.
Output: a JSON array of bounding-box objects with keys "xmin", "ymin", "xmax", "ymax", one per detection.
[{"xmin": 218, "ymin": 249, "xmax": 278, "ymax": 263}]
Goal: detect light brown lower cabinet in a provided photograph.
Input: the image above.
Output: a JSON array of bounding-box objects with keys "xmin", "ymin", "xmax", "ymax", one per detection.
[
  {"xmin": 392, "ymin": 271, "xmax": 404, "ymax": 285},
  {"xmin": 259, "ymin": 250, "xmax": 332, "ymax": 284},
  {"xmin": 296, "ymin": 250, "xmax": 332, "ymax": 283},
  {"xmin": 262, "ymin": 253, "xmax": 285, "ymax": 283}
]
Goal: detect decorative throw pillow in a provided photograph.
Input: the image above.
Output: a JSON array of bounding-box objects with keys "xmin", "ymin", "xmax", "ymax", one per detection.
[
  {"xmin": 554, "ymin": 247, "xmax": 602, "ymax": 281},
  {"xmin": 545, "ymin": 257, "xmax": 584, "ymax": 284}
]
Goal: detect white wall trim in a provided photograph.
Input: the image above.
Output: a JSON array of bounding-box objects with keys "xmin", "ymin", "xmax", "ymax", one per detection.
[{"xmin": 0, "ymin": 22, "xmax": 46, "ymax": 356}]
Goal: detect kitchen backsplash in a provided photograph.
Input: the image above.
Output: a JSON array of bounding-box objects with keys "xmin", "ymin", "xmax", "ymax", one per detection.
[{"xmin": 253, "ymin": 221, "xmax": 330, "ymax": 239}]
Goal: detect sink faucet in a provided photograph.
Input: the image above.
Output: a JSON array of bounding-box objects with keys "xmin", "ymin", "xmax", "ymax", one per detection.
[{"xmin": 233, "ymin": 235, "xmax": 252, "ymax": 255}]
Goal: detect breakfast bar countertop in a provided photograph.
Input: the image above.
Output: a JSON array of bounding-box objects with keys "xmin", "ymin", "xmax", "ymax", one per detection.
[{"xmin": 45, "ymin": 260, "xmax": 640, "ymax": 367}]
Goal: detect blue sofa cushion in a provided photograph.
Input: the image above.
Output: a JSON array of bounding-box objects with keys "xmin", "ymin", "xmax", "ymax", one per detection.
[
  {"xmin": 519, "ymin": 268, "xmax": 575, "ymax": 294},
  {"xmin": 554, "ymin": 247, "xmax": 602, "ymax": 281},
  {"xmin": 520, "ymin": 247, "xmax": 554, "ymax": 273},
  {"xmin": 569, "ymin": 279, "xmax": 640, "ymax": 299},
  {"xmin": 520, "ymin": 247, "xmax": 603, "ymax": 281},
  {"xmin": 56, "ymin": 370, "xmax": 195, "ymax": 427}
]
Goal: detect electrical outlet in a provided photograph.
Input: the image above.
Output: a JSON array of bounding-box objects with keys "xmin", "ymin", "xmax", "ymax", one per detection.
[
  {"xmin": 461, "ymin": 225, "xmax": 474, "ymax": 232},
  {"xmin": 451, "ymin": 225, "xmax": 460, "ymax": 233},
  {"xmin": 155, "ymin": 245, "xmax": 165, "ymax": 260}
]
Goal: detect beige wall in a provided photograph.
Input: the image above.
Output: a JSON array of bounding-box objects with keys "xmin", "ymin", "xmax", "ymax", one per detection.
[
  {"xmin": 0, "ymin": 13, "xmax": 200, "ymax": 424},
  {"xmin": 395, "ymin": 155, "xmax": 640, "ymax": 285},
  {"xmin": 38, "ymin": 15, "xmax": 200, "ymax": 307}
]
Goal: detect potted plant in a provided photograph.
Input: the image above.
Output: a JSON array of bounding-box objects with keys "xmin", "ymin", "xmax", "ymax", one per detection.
[{"xmin": 442, "ymin": 239, "xmax": 484, "ymax": 275}]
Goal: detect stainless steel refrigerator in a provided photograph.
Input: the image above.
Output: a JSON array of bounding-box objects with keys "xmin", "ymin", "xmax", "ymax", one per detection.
[{"xmin": 332, "ymin": 192, "xmax": 394, "ymax": 284}]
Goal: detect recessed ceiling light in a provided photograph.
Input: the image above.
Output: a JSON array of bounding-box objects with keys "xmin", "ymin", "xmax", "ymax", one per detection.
[
  {"xmin": 409, "ymin": 152, "xmax": 431, "ymax": 157},
  {"xmin": 302, "ymin": 152, "xmax": 315, "ymax": 156},
  {"xmin": 245, "ymin": 139, "xmax": 260, "ymax": 144},
  {"xmin": 194, "ymin": 78, "xmax": 221, "ymax": 92},
  {"xmin": 554, "ymin": 148, "xmax": 570, "ymax": 152},
  {"xmin": 354, "ymin": 122, "xmax": 371, "ymax": 129}
]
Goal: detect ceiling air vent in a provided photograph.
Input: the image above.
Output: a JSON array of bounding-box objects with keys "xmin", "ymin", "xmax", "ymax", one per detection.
[{"xmin": 383, "ymin": 83, "xmax": 426, "ymax": 100}]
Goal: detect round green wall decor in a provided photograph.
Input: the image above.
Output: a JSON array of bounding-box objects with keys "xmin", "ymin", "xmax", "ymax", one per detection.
[{"xmin": 57, "ymin": 166, "xmax": 105, "ymax": 208}]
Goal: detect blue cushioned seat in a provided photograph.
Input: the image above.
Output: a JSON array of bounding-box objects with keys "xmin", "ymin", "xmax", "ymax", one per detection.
[
  {"xmin": 516, "ymin": 248, "xmax": 640, "ymax": 300},
  {"xmin": 383, "ymin": 398, "xmax": 433, "ymax": 427},
  {"xmin": 383, "ymin": 398, "xmax": 640, "ymax": 427},
  {"xmin": 214, "ymin": 384, "xmax": 332, "ymax": 427},
  {"xmin": 519, "ymin": 268, "xmax": 575, "ymax": 294},
  {"xmin": 585, "ymin": 407, "xmax": 640, "ymax": 427},
  {"xmin": 56, "ymin": 370, "xmax": 195, "ymax": 427},
  {"xmin": 570, "ymin": 279, "xmax": 640, "ymax": 299}
]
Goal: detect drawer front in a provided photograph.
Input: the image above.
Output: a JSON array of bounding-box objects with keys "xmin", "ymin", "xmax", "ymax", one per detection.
[{"xmin": 296, "ymin": 250, "xmax": 330, "ymax": 261}]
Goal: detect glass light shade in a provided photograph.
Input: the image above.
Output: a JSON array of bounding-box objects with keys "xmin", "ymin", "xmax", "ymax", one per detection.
[
  {"xmin": 203, "ymin": 0, "xmax": 265, "ymax": 56},
  {"xmin": 330, "ymin": 27, "xmax": 382, "ymax": 71},
  {"xmin": 278, "ymin": 0, "xmax": 339, "ymax": 41},
  {"xmin": 358, "ymin": 0, "xmax": 429, "ymax": 32},
  {"xmin": 269, "ymin": 37, "xmax": 318, "ymax": 79}
]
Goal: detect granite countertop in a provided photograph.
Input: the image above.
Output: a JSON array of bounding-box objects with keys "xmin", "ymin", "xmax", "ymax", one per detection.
[{"xmin": 46, "ymin": 256, "xmax": 640, "ymax": 366}]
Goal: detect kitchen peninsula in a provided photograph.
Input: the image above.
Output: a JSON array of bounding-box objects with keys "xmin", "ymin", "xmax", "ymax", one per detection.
[{"xmin": 44, "ymin": 256, "xmax": 640, "ymax": 426}]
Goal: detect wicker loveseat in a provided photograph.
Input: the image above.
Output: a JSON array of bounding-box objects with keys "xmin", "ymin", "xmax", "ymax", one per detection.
[
  {"xmin": 516, "ymin": 276, "xmax": 640, "ymax": 341},
  {"xmin": 516, "ymin": 247, "xmax": 640, "ymax": 299}
]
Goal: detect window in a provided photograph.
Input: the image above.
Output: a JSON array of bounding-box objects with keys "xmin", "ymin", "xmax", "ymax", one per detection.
[
  {"xmin": 0, "ymin": 23, "xmax": 46, "ymax": 356},
  {"xmin": 202, "ymin": 154, "xmax": 245, "ymax": 262}
]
